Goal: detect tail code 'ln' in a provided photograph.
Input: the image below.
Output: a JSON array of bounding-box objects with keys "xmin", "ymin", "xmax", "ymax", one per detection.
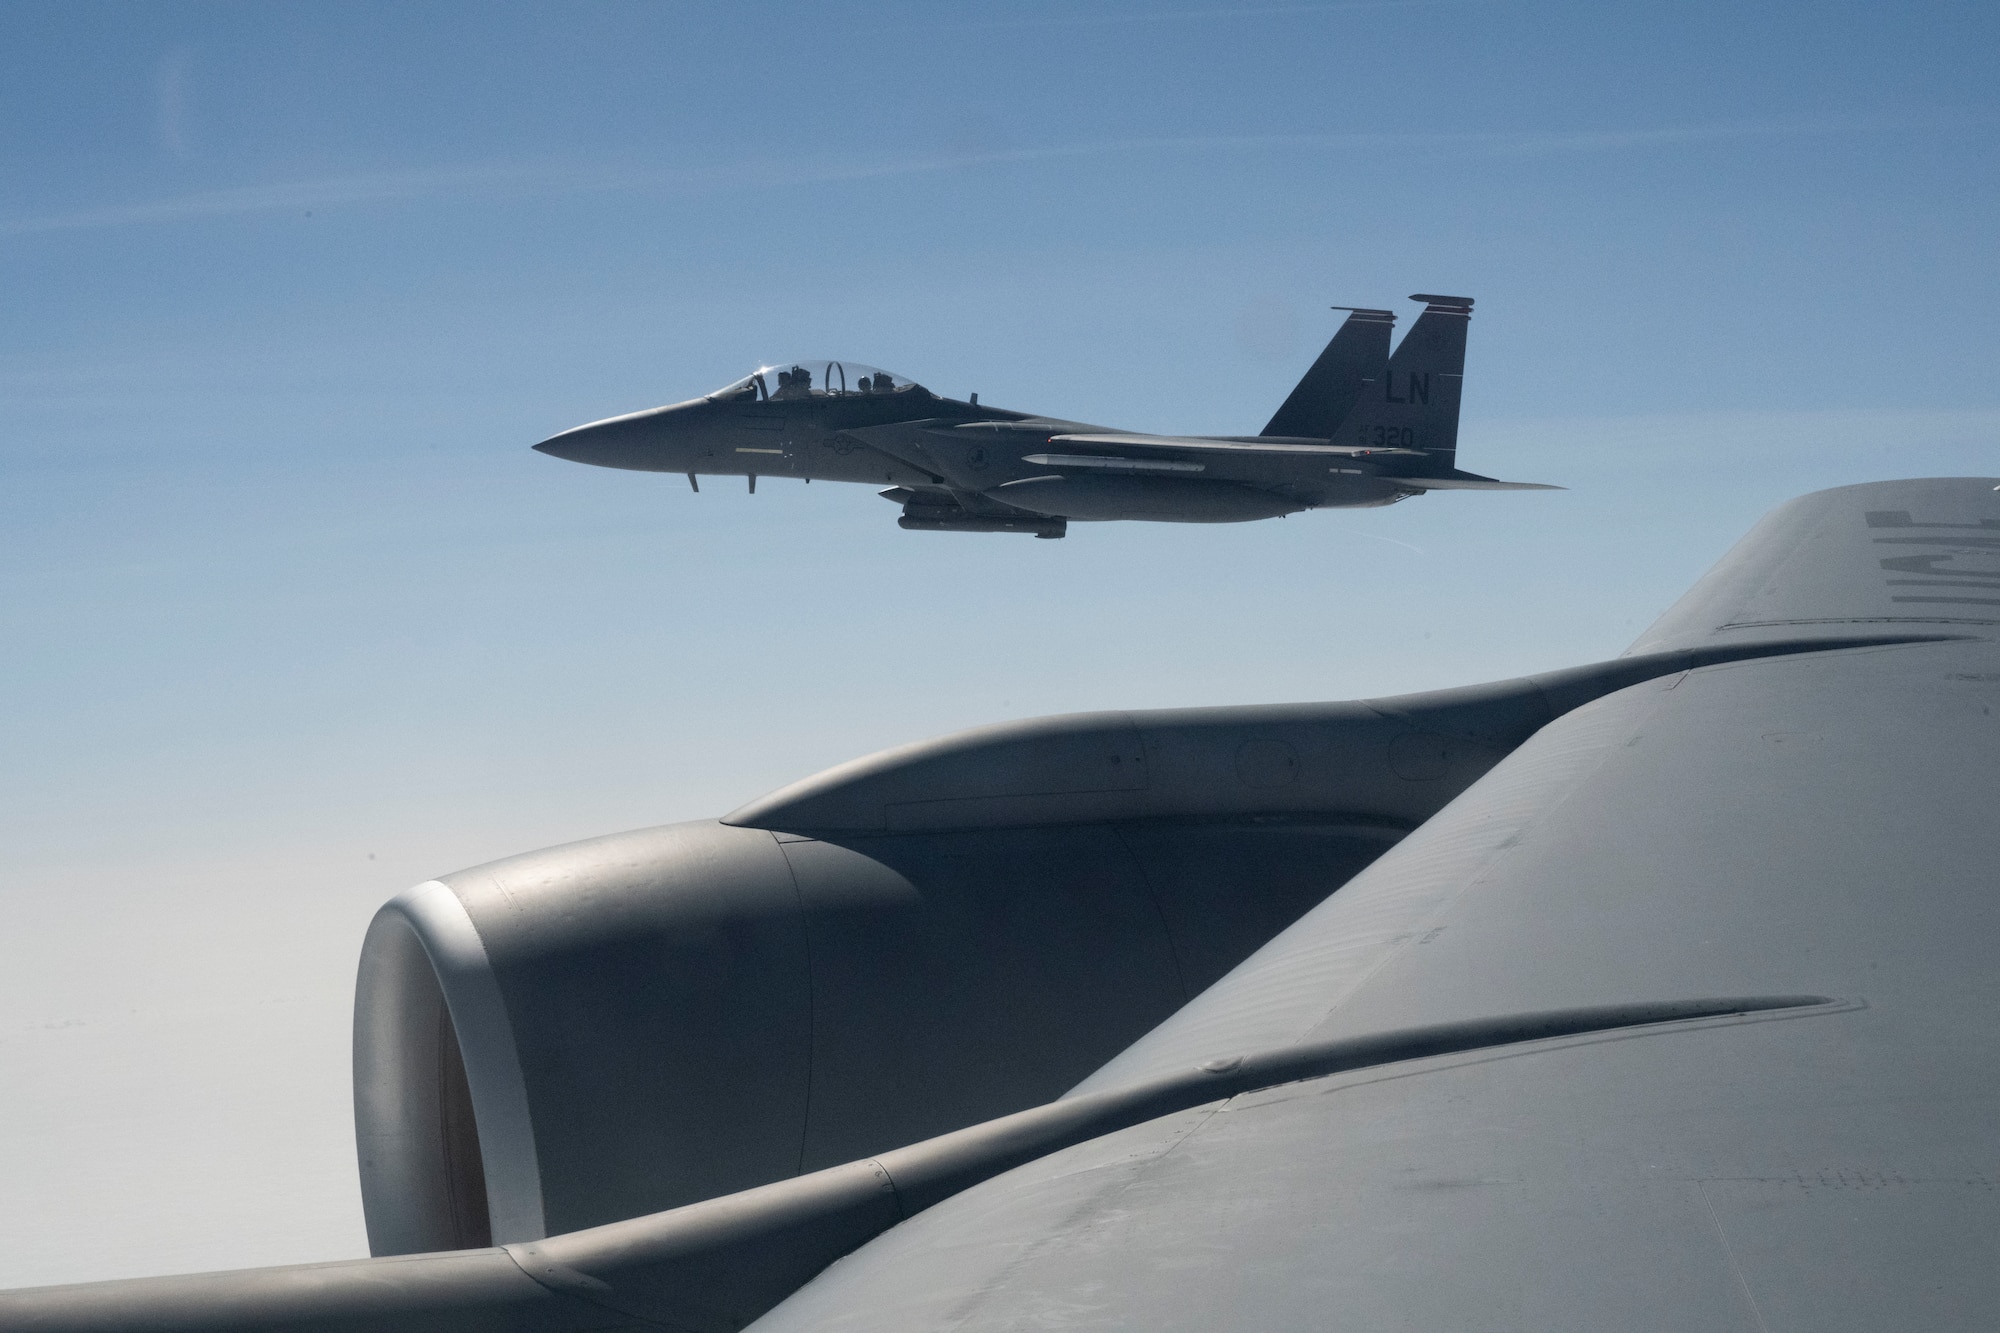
[{"xmin": 1339, "ymin": 294, "xmax": 1472, "ymax": 471}]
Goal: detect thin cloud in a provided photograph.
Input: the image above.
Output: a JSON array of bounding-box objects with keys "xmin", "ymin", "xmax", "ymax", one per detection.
[
  {"xmin": 1352, "ymin": 532, "xmax": 1428, "ymax": 555},
  {"xmin": 1, "ymin": 163, "xmax": 562, "ymax": 236},
  {"xmin": 1, "ymin": 116, "xmax": 1945, "ymax": 238},
  {"xmin": 155, "ymin": 48, "xmax": 193, "ymax": 158},
  {"xmin": 938, "ymin": 0, "xmax": 1510, "ymax": 30},
  {"xmin": 1487, "ymin": 118, "xmax": 1924, "ymax": 157}
]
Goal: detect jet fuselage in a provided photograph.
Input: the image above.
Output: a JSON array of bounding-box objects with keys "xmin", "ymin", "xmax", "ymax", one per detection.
[{"xmin": 532, "ymin": 298, "xmax": 1550, "ymax": 536}]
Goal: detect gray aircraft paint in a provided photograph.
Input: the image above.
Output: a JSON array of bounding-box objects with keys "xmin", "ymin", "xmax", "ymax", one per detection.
[
  {"xmin": 529, "ymin": 296, "xmax": 1555, "ymax": 535},
  {"xmin": 2, "ymin": 478, "xmax": 1994, "ymax": 1331}
]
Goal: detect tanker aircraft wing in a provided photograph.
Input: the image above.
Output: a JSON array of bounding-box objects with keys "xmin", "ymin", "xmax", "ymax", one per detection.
[
  {"xmin": 5, "ymin": 478, "xmax": 1997, "ymax": 1332},
  {"xmin": 751, "ymin": 475, "xmax": 2000, "ymax": 1333}
]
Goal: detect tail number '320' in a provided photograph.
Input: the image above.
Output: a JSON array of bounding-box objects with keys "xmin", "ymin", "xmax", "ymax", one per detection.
[{"xmin": 1360, "ymin": 426, "xmax": 1417, "ymax": 448}]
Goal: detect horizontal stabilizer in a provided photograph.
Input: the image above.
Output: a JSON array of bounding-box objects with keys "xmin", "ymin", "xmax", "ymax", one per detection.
[{"xmin": 1379, "ymin": 475, "xmax": 1564, "ymax": 492}]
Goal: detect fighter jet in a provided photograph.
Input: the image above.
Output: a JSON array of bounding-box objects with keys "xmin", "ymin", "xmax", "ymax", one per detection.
[{"xmin": 532, "ymin": 294, "xmax": 1557, "ymax": 537}]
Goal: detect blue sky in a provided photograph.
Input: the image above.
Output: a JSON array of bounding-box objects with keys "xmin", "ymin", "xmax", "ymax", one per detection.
[{"xmin": 2, "ymin": 0, "xmax": 1995, "ymax": 1287}]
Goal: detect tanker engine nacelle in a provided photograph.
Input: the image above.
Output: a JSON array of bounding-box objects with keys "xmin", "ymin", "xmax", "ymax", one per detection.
[
  {"xmin": 353, "ymin": 816, "xmax": 1395, "ymax": 1252},
  {"xmin": 352, "ymin": 653, "xmax": 1732, "ymax": 1253}
]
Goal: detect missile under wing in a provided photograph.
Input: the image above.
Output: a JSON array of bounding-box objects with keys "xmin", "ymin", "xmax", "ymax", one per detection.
[{"xmin": 2, "ymin": 478, "xmax": 1996, "ymax": 1331}]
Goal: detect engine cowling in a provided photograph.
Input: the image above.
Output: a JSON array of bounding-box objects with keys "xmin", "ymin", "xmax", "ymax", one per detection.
[{"xmin": 353, "ymin": 816, "xmax": 1395, "ymax": 1253}]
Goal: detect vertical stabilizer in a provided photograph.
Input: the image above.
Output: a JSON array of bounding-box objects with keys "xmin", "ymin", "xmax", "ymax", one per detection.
[
  {"xmin": 1338, "ymin": 294, "xmax": 1472, "ymax": 471},
  {"xmin": 1260, "ymin": 307, "xmax": 1395, "ymax": 438}
]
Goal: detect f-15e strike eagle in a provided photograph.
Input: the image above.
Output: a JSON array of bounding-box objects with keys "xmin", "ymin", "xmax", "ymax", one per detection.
[
  {"xmin": 8, "ymin": 476, "xmax": 2000, "ymax": 1332},
  {"xmin": 532, "ymin": 294, "xmax": 1557, "ymax": 535}
]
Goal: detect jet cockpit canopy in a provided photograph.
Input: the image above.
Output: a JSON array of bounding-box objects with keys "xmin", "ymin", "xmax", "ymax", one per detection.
[{"xmin": 707, "ymin": 361, "xmax": 926, "ymax": 403}]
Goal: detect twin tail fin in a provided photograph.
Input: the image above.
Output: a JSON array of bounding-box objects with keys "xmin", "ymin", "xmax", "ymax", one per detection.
[
  {"xmin": 1336, "ymin": 294, "xmax": 1473, "ymax": 471},
  {"xmin": 1259, "ymin": 306, "xmax": 1395, "ymax": 439}
]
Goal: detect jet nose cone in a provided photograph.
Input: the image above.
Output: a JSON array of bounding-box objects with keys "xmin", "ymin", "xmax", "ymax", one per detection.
[
  {"xmin": 531, "ymin": 431, "xmax": 586, "ymax": 461},
  {"xmin": 530, "ymin": 400, "xmax": 703, "ymax": 469},
  {"xmin": 531, "ymin": 416, "xmax": 645, "ymax": 467}
]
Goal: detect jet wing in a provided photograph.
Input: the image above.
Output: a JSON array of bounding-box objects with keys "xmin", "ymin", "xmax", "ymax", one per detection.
[
  {"xmin": 839, "ymin": 418, "xmax": 1117, "ymax": 477},
  {"xmin": 6, "ymin": 479, "xmax": 1996, "ymax": 1332},
  {"xmin": 1046, "ymin": 430, "xmax": 1419, "ymax": 458},
  {"xmin": 1031, "ymin": 441, "xmax": 1562, "ymax": 490}
]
